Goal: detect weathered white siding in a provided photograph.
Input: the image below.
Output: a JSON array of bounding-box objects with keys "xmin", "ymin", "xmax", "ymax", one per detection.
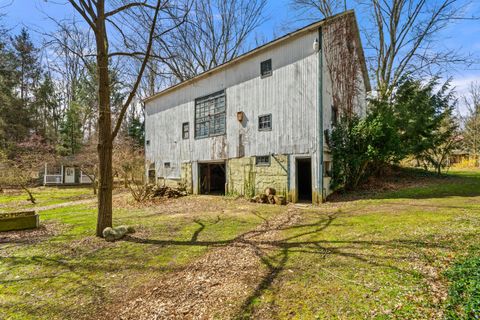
[
  {"xmin": 145, "ymin": 30, "xmax": 321, "ymax": 179},
  {"xmin": 145, "ymin": 12, "xmax": 369, "ymax": 201}
]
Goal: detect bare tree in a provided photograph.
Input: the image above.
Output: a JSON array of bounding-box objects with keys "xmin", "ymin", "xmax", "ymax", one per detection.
[
  {"xmin": 367, "ymin": 0, "xmax": 477, "ymax": 99},
  {"xmin": 112, "ymin": 136, "xmax": 144, "ymax": 188},
  {"xmin": 63, "ymin": 0, "xmax": 189, "ymax": 237},
  {"xmin": 462, "ymin": 82, "xmax": 480, "ymax": 166},
  {"xmin": 291, "ymin": 0, "xmax": 346, "ymax": 18},
  {"xmin": 155, "ymin": 0, "xmax": 268, "ymax": 82},
  {"xmin": 0, "ymin": 135, "xmax": 55, "ymax": 203},
  {"xmin": 291, "ymin": 0, "xmax": 479, "ymax": 99},
  {"xmin": 74, "ymin": 137, "xmax": 99, "ymax": 195}
]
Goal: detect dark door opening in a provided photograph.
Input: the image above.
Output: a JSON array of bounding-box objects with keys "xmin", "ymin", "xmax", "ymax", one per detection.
[
  {"xmin": 199, "ymin": 162, "xmax": 226, "ymax": 195},
  {"xmin": 297, "ymin": 158, "xmax": 312, "ymax": 202}
]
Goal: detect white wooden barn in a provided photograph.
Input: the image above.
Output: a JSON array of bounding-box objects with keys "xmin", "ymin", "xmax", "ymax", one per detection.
[{"xmin": 144, "ymin": 10, "xmax": 370, "ymax": 203}]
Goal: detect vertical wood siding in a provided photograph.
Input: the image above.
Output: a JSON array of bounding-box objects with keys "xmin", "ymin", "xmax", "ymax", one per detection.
[{"xmin": 145, "ymin": 30, "xmax": 320, "ymax": 178}]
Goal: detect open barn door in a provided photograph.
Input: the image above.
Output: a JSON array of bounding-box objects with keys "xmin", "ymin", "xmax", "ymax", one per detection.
[
  {"xmin": 199, "ymin": 162, "xmax": 226, "ymax": 195},
  {"xmin": 296, "ymin": 158, "xmax": 312, "ymax": 202}
]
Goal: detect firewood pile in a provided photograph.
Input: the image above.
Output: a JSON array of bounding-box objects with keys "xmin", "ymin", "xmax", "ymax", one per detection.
[
  {"xmin": 151, "ymin": 185, "xmax": 187, "ymax": 199},
  {"xmin": 250, "ymin": 187, "xmax": 286, "ymax": 205},
  {"xmin": 128, "ymin": 182, "xmax": 188, "ymax": 202}
]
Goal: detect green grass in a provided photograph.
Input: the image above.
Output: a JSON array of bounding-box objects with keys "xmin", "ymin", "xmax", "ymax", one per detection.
[
  {"xmin": 0, "ymin": 187, "xmax": 95, "ymax": 212},
  {"xmin": 1, "ymin": 170, "xmax": 480, "ymax": 319},
  {"xmin": 241, "ymin": 170, "xmax": 480, "ymax": 319},
  {"xmin": 0, "ymin": 195, "xmax": 283, "ymax": 319}
]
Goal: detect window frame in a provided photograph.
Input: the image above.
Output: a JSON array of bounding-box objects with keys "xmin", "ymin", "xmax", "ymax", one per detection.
[
  {"xmin": 194, "ymin": 90, "xmax": 226, "ymax": 139},
  {"xmin": 164, "ymin": 162, "xmax": 171, "ymax": 169},
  {"xmin": 258, "ymin": 114, "xmax": 272, "ymax": 131},
  {"xmin": 255, "ymin": 155, "xmax": 271, "ymax": 166},
  {"xmin": 182, "ymin": 122, "xmax": 189, "ymax": 140},
  {"xmin": 260, "ymin": 59, "xmax": 272, "ymax": 78}
]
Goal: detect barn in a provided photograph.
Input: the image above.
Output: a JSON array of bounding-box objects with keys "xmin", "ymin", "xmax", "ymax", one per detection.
[{"xmin": 144, "ymin": 10, "xmax": 371, "ymax": 203}]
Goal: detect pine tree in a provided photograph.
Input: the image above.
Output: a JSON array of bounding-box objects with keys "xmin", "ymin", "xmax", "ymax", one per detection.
[
  {"xmin": 60, "ymin": 102, "xmax": 83, "ymax": 155},
  {"xmin": 0, "ymin": 29, "xmax": 22, "ymax": 146},
  {"xmin": 33, "ymin": 74, "xmax": 61, "ymax": 144},
  {"xmin": 11, "ymin": 28, "xmax": 41, "ymax": 135}
]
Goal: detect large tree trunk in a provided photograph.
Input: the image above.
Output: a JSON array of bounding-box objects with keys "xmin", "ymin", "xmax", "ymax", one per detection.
[{"xmin": 95, "ymin": 2, "xmax": 113, "ymax": 237}]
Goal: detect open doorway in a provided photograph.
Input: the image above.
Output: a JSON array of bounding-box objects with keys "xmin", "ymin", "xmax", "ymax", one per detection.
[
  {"xmin": 199, "ymin": 162, "xmax": 226, "ymax": 195},
  {"xmin": 296, "ymin": 158, "xmax": 312, "ymax": 202}
]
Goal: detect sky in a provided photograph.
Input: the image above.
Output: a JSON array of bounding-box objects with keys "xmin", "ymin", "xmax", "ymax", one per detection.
[{"xmin": 2, "ymin": 0, "xmax": 479, "ymax": 113}]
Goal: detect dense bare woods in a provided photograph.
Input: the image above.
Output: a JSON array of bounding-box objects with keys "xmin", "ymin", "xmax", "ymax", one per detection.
[{"xmin": 292, "ymin": 0, "xmax": 478, "ymax": 99}]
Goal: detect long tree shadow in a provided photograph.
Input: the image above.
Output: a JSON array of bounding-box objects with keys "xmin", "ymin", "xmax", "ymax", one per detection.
[{"xmin": 117, "ymin": 207, "xmax": 454, "ymax": 319}]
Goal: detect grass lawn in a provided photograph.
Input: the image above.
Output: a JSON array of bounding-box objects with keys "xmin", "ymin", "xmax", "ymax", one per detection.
[
  {"xmin": 243, "ymin": 169, "xmax": 480, "ymax": 319},
  {"xmin": 0, "ymin": 187, "xmax": 95, "ymax": 212},
  {"xmin": 1, "ymin": 169, "xmax": 480, "ymax": 319},
  {"xmin": 0, "ymin": 194, "xmax": 284, "ymax": 319}
]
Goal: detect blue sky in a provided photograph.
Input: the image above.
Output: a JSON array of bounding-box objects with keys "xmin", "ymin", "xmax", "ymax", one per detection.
[{"xmin": 2, "ymin": 0, "xmax": 479, "ymax": 112}]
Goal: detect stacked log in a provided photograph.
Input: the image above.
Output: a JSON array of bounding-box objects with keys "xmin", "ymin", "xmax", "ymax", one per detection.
[
  {"xmin": 151, "ymin": 185, "xmax": 187, "ymax": 198},
  {"xmin": 250, "ymin": 188, "xmax": 287, "ymax": 205}
]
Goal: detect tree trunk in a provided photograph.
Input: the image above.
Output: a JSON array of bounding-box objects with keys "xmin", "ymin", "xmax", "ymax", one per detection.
[
  {"xmin": 21, "ymin": 185, "xmax": 36, "ymax": 204},
  {"xmin": 92, "ymin": 179, "xmax": 97, "ymax": 195},
  {"xmin": 95, "ymin": 2, "xmax": 113, "ymax": 237}
]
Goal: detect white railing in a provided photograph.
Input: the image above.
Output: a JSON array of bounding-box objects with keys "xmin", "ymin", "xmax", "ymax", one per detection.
[{"xmin": 44, "ymin": 175, "xmax": 62, "ymax": 184}]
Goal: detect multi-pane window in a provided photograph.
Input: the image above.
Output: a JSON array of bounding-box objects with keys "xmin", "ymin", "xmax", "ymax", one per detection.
[
  {"xmin": 260, "ymin": 59, "xmax": 272, "ymax": 77},
  {"xmin": 258, "ymin": 114, "xmax": 272, "ymax": 131},
  {"xmin": 195, "ymin": 90, "xmax": 226, "ymax": 139},
  {"xmin": 182, "ymin": 122, "xmax": 189, "ymax": 139},
  {"xmin": 256, "ymin": 155, "xmax": 270, "ymax": 166}
]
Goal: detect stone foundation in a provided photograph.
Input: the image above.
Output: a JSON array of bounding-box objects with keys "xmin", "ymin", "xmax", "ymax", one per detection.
[
  {"xmin": 227, "ymin": 155, "xmax": 288, "ymax": 198},
  {"xmin": 180, "ymin": 162, "xmax": 193, "ymax": 193}
]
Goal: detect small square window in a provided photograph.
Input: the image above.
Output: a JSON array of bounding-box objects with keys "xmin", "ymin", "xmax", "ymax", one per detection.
[
  {"xmin": 182, "ymin": 122, "xmax": 189, "ymax": 139},
  {"xmin": 258, "ymin": 114, "xmax": 272, "ymax": 131},
  {"xmin": 146, "ymin": 140, "xmax": 150, "ymax": 146},
  {"xmin": 164, "ymin": 162, "xmax": 171, "ymax": 169},
  {"xmin": 256, "ymin": 155, "xmax": 270, "ymax": 166},
  {"xmin": 260, "ymin": 59, "xmax": 272, "ymax": 77}
]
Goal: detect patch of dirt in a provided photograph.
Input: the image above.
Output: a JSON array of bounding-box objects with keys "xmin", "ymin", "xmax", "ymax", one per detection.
[
  {"xmin": 0, "ymin": 222, "xmax": 67, "ymax": 245},
  {"xmin": 98, "ymin": 207, "xmax": 302, "ymax": 320}
]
